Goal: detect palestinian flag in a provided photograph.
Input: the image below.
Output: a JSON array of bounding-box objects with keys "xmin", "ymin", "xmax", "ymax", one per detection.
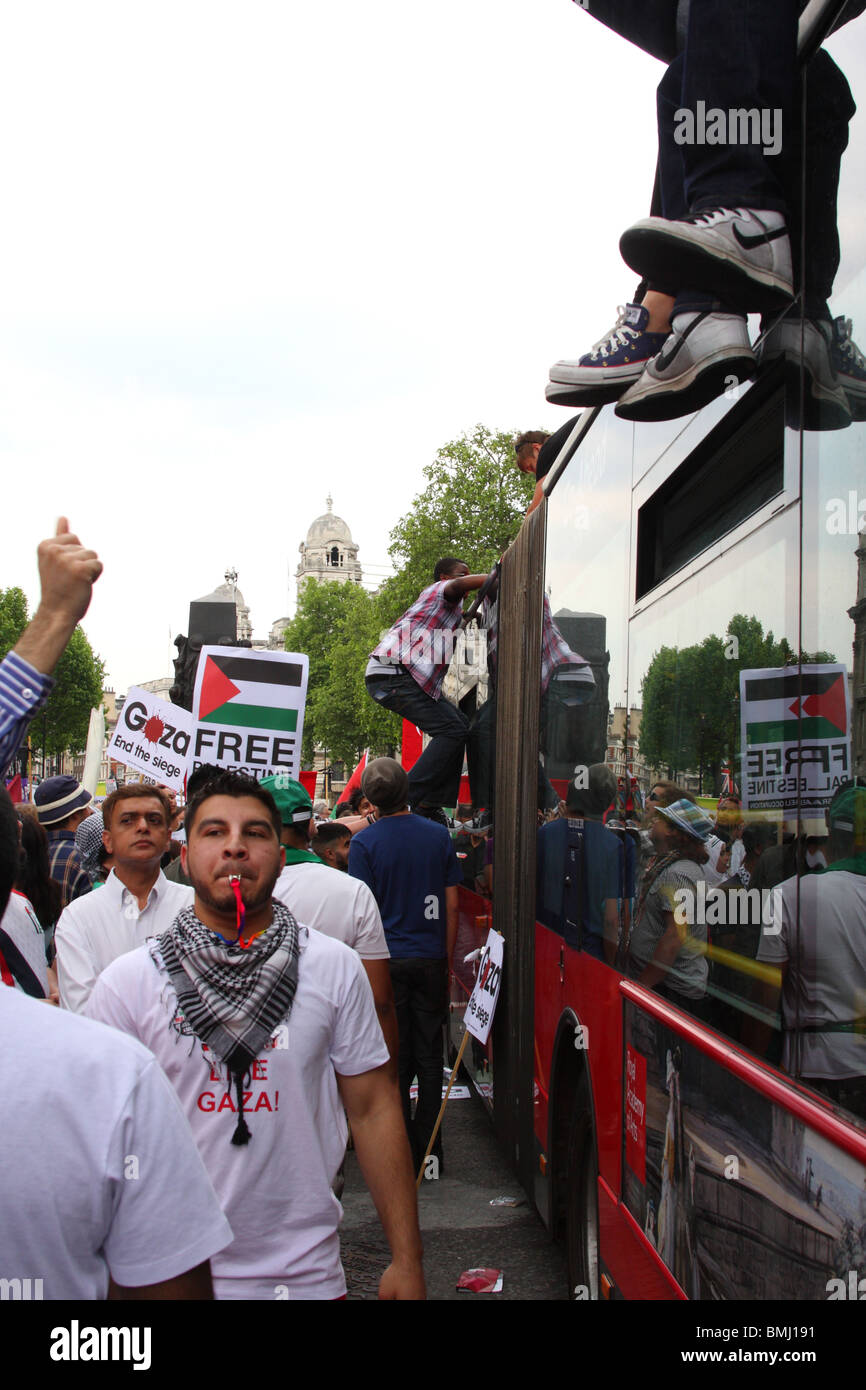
[
  {"xmin": 197, "ymin": 652, "xmax": 304, "ymax": 732},
  {"xmin": 743, "ymin": 667, "xmax": 848, "ymax": 745}
]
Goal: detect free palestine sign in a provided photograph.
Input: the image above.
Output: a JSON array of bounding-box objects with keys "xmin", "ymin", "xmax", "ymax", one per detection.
[
  {"xmin": 740, "ymin": 663, "xmax": 851, "ymax": 814},
  {"xmin": 192, "ymin": 647, "xmax": 309, "ymax": 782}
]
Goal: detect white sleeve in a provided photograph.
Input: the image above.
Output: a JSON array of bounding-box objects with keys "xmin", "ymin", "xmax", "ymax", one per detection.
[
  {"xmin": 350, "ymin": 882, "xmax": 391, "ymax": 961},
  {"xmin": 330, "ymin": 949, "xmax": 390, "ymax": 1077},
  {"xmin": 756, "ymin": 885, "xmax": 789, "ymax": 963},
  {"xmin": 55, "ymin": 908, "xmax": 99, "ymax": 1014},
  {"xmin": 85, "ymin": 960, "xmax": 139, "ymax": 1035},
  {"xmin": 102, "ymin": 1054, "xmax": 233, "ymax": 1288}
]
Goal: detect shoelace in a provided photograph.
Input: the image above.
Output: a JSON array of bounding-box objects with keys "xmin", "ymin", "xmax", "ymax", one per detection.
[
  {"xmin": 681, "ymin": 206, "xmax": 768, "ymax": 230},
  {"xmin": 587, "ymin": 306, "xmax": 638, "ymax": 360},
  {"xmin": 836, "ymin": 318, "xmax": 866, "ymax": 370}
]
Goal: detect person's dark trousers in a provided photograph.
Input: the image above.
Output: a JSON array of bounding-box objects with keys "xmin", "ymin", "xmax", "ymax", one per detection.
[
  {"xmin": 389, "ymin": 956, "xmax": 448, "ymax": 1173},
  {"xmin": 656, "ymin": 24, "xmax": 853, "ymax": 321},
  {"xmin": 581, "ymin": 1, "xmax": 679, "ymax": 64},
  {"xmin": 680, "ymin": 0, "xmax": 798, "ymax": 214},
  {"xmin": 649, "ymin": 1, "xmax": 797, "ymax": 320},
  {"xmin": 467, "ymin": 694, "xmax": 495, "ymax": 812},
  {"xmin": 366, "ymin": 670, "xmax": 468, "ymax": 807},
  {"xmin": 799, "ymin": 50, "xmax": 855, "ymax": 318}
]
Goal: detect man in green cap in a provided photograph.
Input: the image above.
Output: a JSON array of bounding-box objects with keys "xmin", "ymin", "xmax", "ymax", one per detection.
[{"xmin": 262, "ymin": 774, "xmax": 397, "ymax": 1074}]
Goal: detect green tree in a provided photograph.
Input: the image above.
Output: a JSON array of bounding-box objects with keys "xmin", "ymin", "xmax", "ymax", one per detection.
[
  {"xmin": 283, "ymin": 580, "xmax": 400, "ymax": 766},
  {"xmin": 34, "ymin": 628, "xmax": 106, "ymax": 764},
  {"xmin": 378, "ymin": 423, "xmax": 535, "ymax": 620},
  {"xmin": 639, "ymin": 614, "xmax": 834, "ymax": 793},
  {"xmin": 0, "ymin": 587, "xmax": 28, "ymax": 656},
  {"xmin": 0, "ymin": 584, "xmax": 104, "ymax": 768}
]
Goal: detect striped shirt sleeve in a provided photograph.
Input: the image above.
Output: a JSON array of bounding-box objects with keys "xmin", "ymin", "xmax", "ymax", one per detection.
[{"xmin": 0, "ymin": 653, "xmax": 54, "ymax": 775}]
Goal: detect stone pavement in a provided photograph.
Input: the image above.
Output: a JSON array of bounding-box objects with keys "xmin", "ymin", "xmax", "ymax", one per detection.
[{"xmin": 340, "ymin": 1081, "xmax": 568, "ymax": 1301}]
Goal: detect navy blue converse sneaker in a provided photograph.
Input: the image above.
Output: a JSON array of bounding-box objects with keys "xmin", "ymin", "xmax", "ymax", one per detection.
[
  {"xmin": 619, "ymin": 208, "xmax": 793, "ymax": 314},
  {"xmin": 830, "ymin": 316, "xmax": 866, "ymax": 421},
  {"xmin": 546, "ymin": 303, "xmax": 670, "ymax": 406}
]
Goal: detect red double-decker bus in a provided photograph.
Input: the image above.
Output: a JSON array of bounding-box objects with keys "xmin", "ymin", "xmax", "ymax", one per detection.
[{"xmin": 450, "ymin": 0, "xmax": 866, "ymax": 1301}]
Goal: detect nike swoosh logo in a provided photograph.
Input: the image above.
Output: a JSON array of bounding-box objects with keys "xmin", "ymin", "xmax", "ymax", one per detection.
[
  {"xmin": 652, "ymin": 314, "xmax": 708, "ymax": 372},
  {"xmin": 732, "ymin": 223, "xmax": 789, "ymax": 250}
]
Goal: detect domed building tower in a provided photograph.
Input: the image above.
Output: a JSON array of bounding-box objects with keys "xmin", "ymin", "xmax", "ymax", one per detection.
[
  {"xmin": 196, "ymin": 568, "xmax": 253, "ymax": 642},
  {"xmin": 296, "ymin": 496, "xmax": 362, "ymax": 591}
]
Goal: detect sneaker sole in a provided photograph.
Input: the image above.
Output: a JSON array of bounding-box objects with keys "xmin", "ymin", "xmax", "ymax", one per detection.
[
  {"xmin": 615, "ymin": 350, "xmax": 756, "ymax": 423},
  {"xmin": 619, "ymin": 224, "xmax": 793, "ymax": 314},
  {"xmin": 545, "ymin": 375, "xmax": 636, "ymax": 406}
]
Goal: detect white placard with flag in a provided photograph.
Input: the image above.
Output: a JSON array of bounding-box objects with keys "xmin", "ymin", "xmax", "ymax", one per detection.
[
  {"xmin": 464, "ymin": 929, "xmax": 504, "ymax": 1045},
  {"xmin": 106, "ymin": 687, "xmax": 195, "ymax": 793},
  {"xmin": 191, "ymin": 647, "xmax": 308, "ymax": 782},
  {"xmin": 740, "ymin": 662, "xmax": 851, "ymax": 814}
]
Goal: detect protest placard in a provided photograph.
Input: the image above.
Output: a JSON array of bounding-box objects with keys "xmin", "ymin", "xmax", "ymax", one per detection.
[
  {"xmin": 107, "ymin": 688, "xmax": 195, "ymax": 793},
  {"xmin": 464, "ymin": 929, "xmax": 504, "ymax": 1045},
  {"xmin": 740, "ymin": 663, "xmax": 851, "ymax": 814},
  {"xmin": 191, "ymin": 647, "xmax": 308, "ymax": 782}
]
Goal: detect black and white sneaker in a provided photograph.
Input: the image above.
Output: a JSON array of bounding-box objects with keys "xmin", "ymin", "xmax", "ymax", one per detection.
[
  {"xmin": 614, "ymin": 310, "xmax": 755, "ymax": 422},
  {"xmin": 619, "ymin": 208, "xmax": 793, "ymax": 313},
  {"xmin": 757, "ymin": 316, "xmax": 850, "ymax": 431},
  {"xmin": 546, "ymin": 303, "xmax": 670, "ymax": 406},
  {"xmin": 830, "ymin": 316, "xmax": 866, "ymax": 421}
]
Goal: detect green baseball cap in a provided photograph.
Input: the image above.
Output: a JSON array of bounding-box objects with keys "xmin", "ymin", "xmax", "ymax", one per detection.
[
  {"xmin": 260, "ymin": 775, "xmax": 313, "ymax": 826},
  {"xmin": 828, "ymin": 785, "xmax": 866, "ymax": 837}
]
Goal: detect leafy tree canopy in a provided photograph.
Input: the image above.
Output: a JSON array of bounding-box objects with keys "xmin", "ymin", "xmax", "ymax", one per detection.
[
  {"xmin": 639, "ymin": 613, "xmax": 835, "ymax": 792},
  {"xmin": 377, "ymin": 423, "xmax": 535, "ymax": 619},
  {"xmin": 284, "ymin": 424, "xmax": 538, "ymax": 768},
  {"xmin": 0, "ymin": 586, "xmax": 105, "ymax": 764},
  {"xmin": 283, "ymin": 579, "xmax": 400, "ymax": 767}
]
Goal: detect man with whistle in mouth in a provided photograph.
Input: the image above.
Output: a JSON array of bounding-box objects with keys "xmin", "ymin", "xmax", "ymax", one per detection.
[{"xmin": 86, "ymin": 770, "xmax": 425, "ymax": 1301}]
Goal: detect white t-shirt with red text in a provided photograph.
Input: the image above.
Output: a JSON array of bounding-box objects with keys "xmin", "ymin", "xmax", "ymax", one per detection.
[{"xmin": 86, "ymin": 923, "xmax": 389, "ymax": 1299}]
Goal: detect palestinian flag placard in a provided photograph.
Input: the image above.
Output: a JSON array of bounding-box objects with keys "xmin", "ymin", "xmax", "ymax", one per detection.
[
  {"xmin": 740, "ymin": 663, "xmax": 850, "ymax": 814},
  {"xmin": 192, "ymin": 647, "xmax": 308, "ymax": 782}
]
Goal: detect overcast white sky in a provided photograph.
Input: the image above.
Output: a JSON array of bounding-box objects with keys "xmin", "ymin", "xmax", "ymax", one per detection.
[
  {"xmin": 2, "ymin": 4, "xmax": 864, "ymax": 698},
  {"xmin": 0, "ymin": 1, "xmax": 665, "ymax": 692}
]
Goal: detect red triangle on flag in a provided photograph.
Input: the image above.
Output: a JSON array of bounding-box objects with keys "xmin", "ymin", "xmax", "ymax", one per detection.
[
  {"xmin": 802, "ymin": 674, "xmax": 847, "ymax": 733},
  {"xmin": 199, "ymin": 657, "xmax": 240, "ymax": 721}
]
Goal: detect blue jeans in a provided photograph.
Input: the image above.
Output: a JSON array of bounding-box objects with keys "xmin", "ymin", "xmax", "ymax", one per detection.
[{"xmin": 366, "ymin": 670, "xmax": 468, "ymax": 807}]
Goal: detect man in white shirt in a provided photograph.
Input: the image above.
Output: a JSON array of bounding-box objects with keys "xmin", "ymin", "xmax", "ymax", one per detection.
[
  {"xmin": 264, "ymin": 774, "xmax": 397, "ymax": 1074},
  {"xmin": 55, "ymin": 784, "xmax": 193, "ymax": 1011},
  {"xmin": 757, "ymin": 785, "xmax": 866, "ymax": 1119},
  {"xmin": 86, "ymin": 771, "xmax": 425, "ymax": 1300},
  {"xmin": 0, "ymin": 784, "xmax": 231, "ymax": 1300}
]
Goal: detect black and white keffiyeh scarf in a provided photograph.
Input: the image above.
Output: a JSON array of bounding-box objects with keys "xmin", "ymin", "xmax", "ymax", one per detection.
[{"xmin": 150, "ymin": 901, "xmax": 299, "ymax": 1145}]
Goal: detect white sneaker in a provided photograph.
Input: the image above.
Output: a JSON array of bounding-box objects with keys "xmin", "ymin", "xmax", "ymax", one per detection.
[
  {"xmin": 619, "ymin": 208, "xmax": 793, "ymax": 313},
  {"xmin": 757, "ymin": 316, "xmax": 850, "ymax": 431},
  {"xmin": 615, "ymin": 310, "xmax": 755, "ymax": 422}
]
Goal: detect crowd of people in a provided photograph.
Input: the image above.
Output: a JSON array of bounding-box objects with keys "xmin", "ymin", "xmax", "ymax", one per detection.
[
  {"xmin": 1, "ymin": 522, "xmax": 452, "ymax": 1300},
  {"xmin": 535, "ymin": 766, "xmax": 866, "ymax": 1120},
  {"xmin": 5, "ymin": 6, "xmax": 866, "ymax": 1308}
]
